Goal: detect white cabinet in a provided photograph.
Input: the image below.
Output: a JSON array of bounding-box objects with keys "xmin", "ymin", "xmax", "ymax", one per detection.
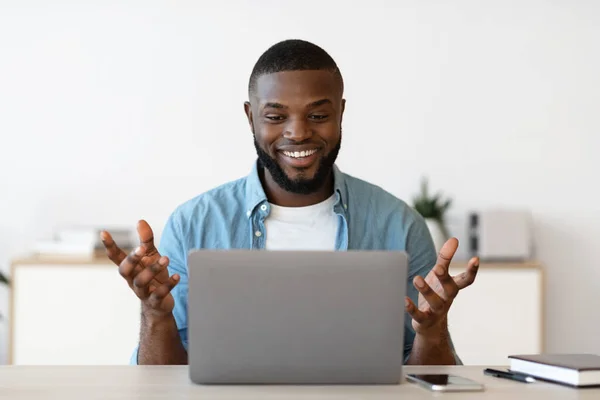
[
  {"xmin": 9, "ymin": 257, "xmax": 542, "ymax": 367},
  {"xmin": 10, "ymin": 257, "xmax": 141, "ymax": 365},
  {"xmin": 447, "ymin": 262, "xmax": 543, "ymax": 365}
]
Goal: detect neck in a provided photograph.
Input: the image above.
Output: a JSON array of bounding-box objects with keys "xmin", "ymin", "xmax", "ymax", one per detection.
[{"xmin": 260, "ymin": 168, "xmax": 334, "ymax": 207}]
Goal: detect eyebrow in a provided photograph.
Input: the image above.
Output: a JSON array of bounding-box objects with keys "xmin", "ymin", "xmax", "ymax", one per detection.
[
  {"xmin": 264, "ymin": 102, "xmax": 286, "ymax": 109},
  {"xmin": 308, "ymin": 99, "xmax": 332, "ymax": 108},
  {"xmin": 263, "ymin": 99, "xmax": 332, "ymax": 110}
]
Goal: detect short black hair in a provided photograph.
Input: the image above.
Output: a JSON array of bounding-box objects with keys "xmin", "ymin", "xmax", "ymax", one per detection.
[{"xmin": 248, "ymin": 39, "xmax": 343, "ymax": 97}]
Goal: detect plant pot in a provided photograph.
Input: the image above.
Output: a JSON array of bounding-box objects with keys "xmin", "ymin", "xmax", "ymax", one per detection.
[{"xmin": 425, "ymin": 218, "xmax": 446, "ymax": 253}]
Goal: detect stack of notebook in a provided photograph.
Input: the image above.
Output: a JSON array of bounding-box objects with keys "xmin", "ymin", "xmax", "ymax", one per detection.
[
  {"xmin": 33, "ymin": 226, "xmax": 134, "ymax": 258},
  {"xmin": 508, "ymin": 354, "xmax": 600, "ymax": 387}
]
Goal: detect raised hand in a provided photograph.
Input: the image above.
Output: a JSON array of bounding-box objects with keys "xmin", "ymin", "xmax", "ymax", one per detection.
[
  {"xmin": 405, "ymin": 237, "xmax": 479, "ymax": 338},
  {"xmin": 101, "ymin": 220, "xmax": 179, "ymax": 316}
]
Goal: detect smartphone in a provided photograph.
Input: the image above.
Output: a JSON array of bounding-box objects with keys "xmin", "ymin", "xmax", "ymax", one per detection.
[{"xmin": 406, "ymin": 374, "xmax": 485, "ymax": 392}]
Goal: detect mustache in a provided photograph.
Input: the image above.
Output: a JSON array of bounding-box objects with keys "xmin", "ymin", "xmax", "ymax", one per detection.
[{"xmin": 275, "ymin": 139, "xmax": 322, "ymax": 147}]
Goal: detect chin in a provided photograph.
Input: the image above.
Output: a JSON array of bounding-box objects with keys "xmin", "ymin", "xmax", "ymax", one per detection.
[{"xmin": 283, "ymin": 166, "xmax": 318, "ymax": 182}]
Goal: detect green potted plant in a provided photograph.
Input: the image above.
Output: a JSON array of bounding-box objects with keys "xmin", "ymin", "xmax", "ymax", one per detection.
[
  {"xmin": 412, "ymin": 177, "xmax": 452, "ymax": 251},
  {"xmin": 0, "ymin": 270, "xmax": 9, "ymax": 320}
]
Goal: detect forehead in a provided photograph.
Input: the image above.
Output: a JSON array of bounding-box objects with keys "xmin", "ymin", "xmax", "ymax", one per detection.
[{"xmin": 253, "ymin": 70, "xmax": 342, "ymax": 104}]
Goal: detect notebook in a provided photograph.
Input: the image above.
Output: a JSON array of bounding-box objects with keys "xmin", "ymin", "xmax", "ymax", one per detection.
[{"xmin": 508, "ymin": 354, "xmax": 600, "ymax": 387}]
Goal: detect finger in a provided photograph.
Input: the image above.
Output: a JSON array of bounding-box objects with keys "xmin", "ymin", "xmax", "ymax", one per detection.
[
  {"xmin": 455, "ymin": 257, "xmax": 480, "ymax": 290},
  {"xmin": 132, "ymin": 256, "xmax": 170, "ymax": 295},
  {"xmin": 147, "ymin": 274, "xmax": 180, "ymax": 309},
  {"xmin": 405, "ymin": 296, "xmax": 429, "ymax": 324},
  {"xmin": 414, "ymin": 276, "xmax": 445, "ymax": 313},
  {"xmin": 100, "ymin": 231, "xmax": 127, "ymax": 266},
  {"xmin": 137, "ymin": 220, "xmax": 158, "ymax": 257},
  {"xmin": 432, "ymin": 263, "xmax": 459, "ymax": 300},
  {"xmin": 118, "ymin": 247, "xmax": 145, "ymax": 283},
  {"xmin": 435, "ymin": 237, "xmax": 459, "ymax": 270}
]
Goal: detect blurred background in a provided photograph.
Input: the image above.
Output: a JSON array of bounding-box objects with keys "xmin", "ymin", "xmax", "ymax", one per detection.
[{"xmin": 0, "ymin": 0, "xmax": 598, "ymax": 365}]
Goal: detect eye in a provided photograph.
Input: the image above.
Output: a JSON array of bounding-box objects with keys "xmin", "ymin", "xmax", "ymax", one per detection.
[
  {"xmin": 309, "ymin": 114, "xmax": 329, "ymax": 121},
  {"xmin": 265, "ymin": 115, "xmax": 285, "ymax": 122}
]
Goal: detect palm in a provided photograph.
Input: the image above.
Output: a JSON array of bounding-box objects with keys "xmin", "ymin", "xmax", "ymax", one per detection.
[
  {"xmin": 141, "ymin": 252, "xmax": 174, "ymax": 311},
  {"xmin": 136, "ymin": 221, "xmax": 173, "ymax": 311},
  {"xmin": 412, "ymin": 270, "xmax": 453, "ymax": 331},
  {"xmin": 102, "ymin": 220, "xmax": 175, "ymax": 313},
  {"xmin": 139, "ymin": 250, "xmax": 170, "ymax": 288},
  {"xmin": 418, "ymin": 271, "xmax": 444, "ymax": 309},
  {"xmin": 407, "ymin": 238, "xmax": 480, "ymax": 334}
]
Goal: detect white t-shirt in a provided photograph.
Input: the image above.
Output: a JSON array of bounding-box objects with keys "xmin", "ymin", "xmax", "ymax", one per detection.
[{"xmin": 264, "ymin": 194, "xmax": 338, "ymax": 250}]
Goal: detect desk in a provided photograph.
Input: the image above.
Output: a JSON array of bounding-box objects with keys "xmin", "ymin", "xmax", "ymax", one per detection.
[{"xmin": 0, "ymin": 365, "xmax": 597, "ymax": 399}]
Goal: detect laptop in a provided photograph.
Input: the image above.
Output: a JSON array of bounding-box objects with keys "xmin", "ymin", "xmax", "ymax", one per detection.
[{"xmin": 187, "ymin": 249, "xmax": 408, "ymax": 385}]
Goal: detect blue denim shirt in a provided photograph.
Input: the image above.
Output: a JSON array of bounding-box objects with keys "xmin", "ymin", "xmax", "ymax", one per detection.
[{"xmin": 130, "ymin": 161, "xmax": 460, "ymax": 364}]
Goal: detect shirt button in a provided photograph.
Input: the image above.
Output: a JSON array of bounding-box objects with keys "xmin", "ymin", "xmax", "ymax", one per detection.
[
  {"xmin": 344, "ymin": 204, "xmax": 348, "ymax": 209},
  {"xmin": 246, "ymin": 210, "xmax": 251, "ymax": 217},
  {"xmin": 255, "ymin": 231, "xmax": 262, "ymax": 237},
  {"xmin": 260, "ymin": 204, "xmax": 267, "ymax": 211}
]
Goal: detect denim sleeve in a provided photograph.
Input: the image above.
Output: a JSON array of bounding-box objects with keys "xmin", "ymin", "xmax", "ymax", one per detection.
[
  {"xmin": 402, "ymin": 213, "xmax": 462, "ymax": 365},
  {"xmin": 129, "ymin": 210, "xmax": 190, "ymax": 365}
]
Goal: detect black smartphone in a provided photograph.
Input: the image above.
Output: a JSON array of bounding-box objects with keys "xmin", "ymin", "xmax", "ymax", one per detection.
[{"xmin": 406, "ymin": 374, "xmax": 485, "ymax": 392}]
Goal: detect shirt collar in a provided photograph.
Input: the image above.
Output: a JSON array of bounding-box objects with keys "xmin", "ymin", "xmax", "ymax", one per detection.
[
  {"xmin": 244, "ymin": 160, "xmax": 267, "ymax": 216},
  {"xmin": 244, "ymin": 160, "xmax": 348, "ymax": 217}
]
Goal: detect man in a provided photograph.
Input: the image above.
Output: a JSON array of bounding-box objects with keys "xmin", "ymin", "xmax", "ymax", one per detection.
[{"xmin": 101, "ymin": 39, "xmax": 479, "ymax": 366}]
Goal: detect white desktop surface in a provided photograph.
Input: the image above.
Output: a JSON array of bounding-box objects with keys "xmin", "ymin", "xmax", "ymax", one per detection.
[{"xmin": 1, "ymin": 365, "xmax": 598, "ymax": 399}]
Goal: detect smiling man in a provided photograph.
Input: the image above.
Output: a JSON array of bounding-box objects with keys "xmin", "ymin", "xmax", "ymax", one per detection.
[{"xmin": 101, "ymin": 39, "xmax": 479, "ymax": 366}]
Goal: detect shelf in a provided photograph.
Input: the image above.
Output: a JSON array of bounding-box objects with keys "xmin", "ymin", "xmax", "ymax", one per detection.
[{"xmin": 450, "ymin": 260, "xmax": 541, "ymax": 270}]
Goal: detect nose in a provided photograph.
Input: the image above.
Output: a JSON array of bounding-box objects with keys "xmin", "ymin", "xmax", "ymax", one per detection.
[{"xmin": 283, "ymin": 117, "xmax": 312, "ymax": 142}]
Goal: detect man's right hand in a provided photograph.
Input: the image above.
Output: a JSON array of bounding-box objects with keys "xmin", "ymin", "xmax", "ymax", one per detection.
[{"xmin": 101, "ymin": 220, "xmax": 180, "ymax": 317}]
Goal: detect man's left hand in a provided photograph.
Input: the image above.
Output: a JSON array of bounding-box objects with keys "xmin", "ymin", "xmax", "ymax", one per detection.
[{"xmin": 405, "ymin": 237, "xmax": 479, "ymax": 339}]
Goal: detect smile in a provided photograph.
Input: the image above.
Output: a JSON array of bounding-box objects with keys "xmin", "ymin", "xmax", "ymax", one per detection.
[{"xmin": 281, "ymin": 149, "xmax": 318, "ymax": 158}]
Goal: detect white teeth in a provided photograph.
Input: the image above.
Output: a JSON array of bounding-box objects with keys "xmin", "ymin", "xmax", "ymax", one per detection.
[{"xmin": 283, "ymin": 149, "xmax": 317, "ymax": 158}]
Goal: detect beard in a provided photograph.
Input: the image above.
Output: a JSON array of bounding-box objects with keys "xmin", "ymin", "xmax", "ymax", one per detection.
[{"xmin": 253, "ymin": 135, "xmax": 341, "ymax": 195}]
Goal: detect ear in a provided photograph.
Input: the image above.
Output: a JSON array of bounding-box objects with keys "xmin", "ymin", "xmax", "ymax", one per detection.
[
  {"xmin": 244, "ymin": 101, "xmax": 254, "ymax": 134},
  {"xmin": 340, "ymin": 98, "xmax": 346, "ymax": 124}
]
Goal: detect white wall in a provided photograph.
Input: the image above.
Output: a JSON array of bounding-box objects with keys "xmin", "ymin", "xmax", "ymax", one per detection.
[{"xmin": 1, "ymin": 0, "xmax": 599, "ymax": 364}]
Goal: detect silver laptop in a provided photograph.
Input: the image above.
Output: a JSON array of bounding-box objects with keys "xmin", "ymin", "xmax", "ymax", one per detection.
[{"xmin": 187, "ymin": 250, "xmax": 408, "ymax": 385}]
